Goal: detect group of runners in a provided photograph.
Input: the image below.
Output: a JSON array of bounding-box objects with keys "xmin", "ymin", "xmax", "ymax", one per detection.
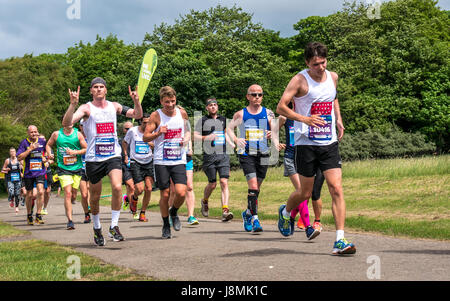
[{"xmin": 2, "ymin": 42, "xmax": 356, "ymax": 255}]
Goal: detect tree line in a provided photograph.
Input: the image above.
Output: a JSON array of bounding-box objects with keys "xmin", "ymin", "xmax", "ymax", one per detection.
[{"xmin": 0, "ymin": 0, "xmax": 447, "ymax": 162}]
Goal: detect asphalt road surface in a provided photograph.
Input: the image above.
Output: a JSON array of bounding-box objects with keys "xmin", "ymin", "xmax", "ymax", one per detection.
[{"xmin": 1, "ymin": 196, "xmax": 449, "ymax": 281}]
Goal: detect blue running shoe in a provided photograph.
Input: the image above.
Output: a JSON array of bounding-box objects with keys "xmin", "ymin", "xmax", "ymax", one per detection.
[
  {"xmin": 305, "ymin": 225, "xmax": 320, "ymax": 240},
  {"xmin": 278, "ymin": 205, "xmax": 291, "ymax": 237},
  {"xmin": 332, "ymin": 238, "xmax": 356, "ymax": 255},
  {"xmin": 252, "ymin": 219, "xmax": 263, "ymax": 233},
  {"xmin": 242, "ymin": 210, "xmax": 252, "ymax": 232}
]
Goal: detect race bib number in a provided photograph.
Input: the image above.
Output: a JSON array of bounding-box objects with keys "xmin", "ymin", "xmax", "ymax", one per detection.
[
  {"xmin": 29, "ymin": 159, "xmax": 42, "ymax": 171},
  {"xmin": 309, "ymin": 102, "xmax": 333, "ymax": 141},
  {"xmin": 163, "ymin": 141, "xmax": 182, "ymax": 161},
  {"xmin": 63, "ymin": 155, "xmax": 77, "ymax": 166},
  {"xmin": 135, "ymin": 141, "xmax": 150, "ymax": 154},
  {"xmin": 11, "ymin": 172, "xmax": 20, "ymax": 182},
  {"xmin": 246, "ymin": 128, "xmax": 264, "ymax": 142},
  {"xmin": 95, "ymin": 137, "xmax": 115, "ymax": 157},
  {"xmin": 213, "ymin": 131, "xmax": 225, "ymax": 146}
]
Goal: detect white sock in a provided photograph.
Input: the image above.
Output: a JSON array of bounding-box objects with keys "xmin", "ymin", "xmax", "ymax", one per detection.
[
  {"xmin": 251, "ymin": 215, "xmax": 259, "ymax": 222},
  {"xmin": 282, "ymin": 207, "xmax": 290, "ymax": 219},
  {"xmin": 111, "ymin": 210, "xmax": 120, "ymax": 228},
  {"xmin": 336, "ymin": 230, "xmax": 345, "ymax": 241},
  {"xmin": 246, "ymin": 209, "xmax": 251, "ymax": 215},
  {"xmin": 93, "ymin": 214, "xmax": 101, "ymax": 230}
]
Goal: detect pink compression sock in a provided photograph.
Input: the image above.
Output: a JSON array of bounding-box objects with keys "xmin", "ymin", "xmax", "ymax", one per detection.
[{"xmin": 295, "ymin": 200, "xmax": 310, "ymax": 227}]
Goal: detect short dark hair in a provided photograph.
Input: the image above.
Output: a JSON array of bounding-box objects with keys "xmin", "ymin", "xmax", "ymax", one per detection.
[
  {"xmin": 159, "ymin": 86, "xmax": 176, "ymax": 100},
  {"xmin": 304, "ymin": 42, "xmax": 328, "ymax": 62}
]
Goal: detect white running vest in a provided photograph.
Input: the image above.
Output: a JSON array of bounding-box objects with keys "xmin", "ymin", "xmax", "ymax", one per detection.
[
  {"xmin": 293, "ymin": 69, "xmax": 337, "ymax": 146},
  {"xmin": 83, "ymin": 101, "xmax": 122, "ymax": 162},
  {"xmin": 153, "ymin": 107, "xmax": 187, "ymax": 165},
  {"xmin": 124, "ymin": 126, "xmax": 153, "ymax": 164}
]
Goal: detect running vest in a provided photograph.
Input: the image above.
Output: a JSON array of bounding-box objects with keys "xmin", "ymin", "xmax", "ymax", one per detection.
[
  {"xmin": 284, "ymin": 118, "xmax": 295, "ymax": 159},
  {"xmin": 83, "ymin": 101, "xmax": 122, "ymax": 162},
  {"xmin": 293, "ymin": 69, "xmax": 337, "ymax": 146},
  {"xmin": 153, "ymin": 107, "xmax": 186, "ymax": 165},
  {"xmin": 7, "ymin": 158, "xmax": 21, "ymax": 182},
  {"xmin": 124, "ymin": 126, "xmax": 153, "ymax": 164},
  {"xmin": 238, "ymin": 107, "xmax": 270, "ymax": 155},
  {"xmin": 56, "ymin": 128, "xmax": 83, "ymax": 171}
]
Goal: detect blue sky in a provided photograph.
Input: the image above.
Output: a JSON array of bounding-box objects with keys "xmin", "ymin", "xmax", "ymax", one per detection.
[{"xmin": 0, "ymin": 0, "xmax": 448, "ymax": 59}]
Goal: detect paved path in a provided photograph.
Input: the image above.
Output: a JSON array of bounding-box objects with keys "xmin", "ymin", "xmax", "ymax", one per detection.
[{"xmin": 1, "ymin": 196, "xmax": 449, "ymax": 281}]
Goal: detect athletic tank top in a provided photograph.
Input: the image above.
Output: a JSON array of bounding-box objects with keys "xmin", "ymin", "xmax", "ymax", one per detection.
[
  {"xmin": 293, "ymin": 69, "xmax": 337, "ymax": 146},
  {"xmin": 124, "ymin": 126, "xmax": 153, "ymax": 164},
  {"xmin": 83, "ymin": 101, "xmax": 122, "ymax": 162},
  {"xmin": 56, "ymin": 128, "xmax": 83, "ymax": 171},
  {"xmin": 153, "ymin": 107, "xmax": 186, "ymax": 165},
  {"xmin": 7, "ymin": 158, "xmax": 21, "ymax": 182},
  {"xmin": 238, "ymin": 107, "xmax": 270, "ymax": 155},
  {"xmin": 284, "ymin": 118, "xmax": 295, "ymax": 159}
]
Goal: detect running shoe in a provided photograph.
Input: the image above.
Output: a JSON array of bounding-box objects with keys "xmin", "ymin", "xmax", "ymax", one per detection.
[
  {"xmin": 332, "ymin": 238, "xmax": 356, "ymax": 255},
  {"xmin": 222, "ymin": 208, "xmax": 234, "ymax": 222},
  {"xmin": 67, "ymin": 220, "xmax": 75, "ymax": 230},
  {"xmin": 130, "ymin": 199, "xmax": 138, "ymax": 214},
  {"xmin": 93, "ymin": 228, "xmax": 105, "ymax": 246},
  {"xmin": 9, "ymin": 200, "xmax": 14, "ymax": 208},
  {"xmin": 108, "ymin": 226, "xmax": 125, "ymax": 242},
  {"xmin": 71, "ymin": 199, "xmax": 76, "ymax": 204},
  {"xmin": 27, "ymin": 215, "xmax": 34, "ymax": 225},
  {"xmin": 122, "ymin": 195, "xmax": 129, "ymax": 211},
  {"xmin": 41, "ymin": 208, "xmax": 48, "ymax": 215},
  {"xmin": 15, "ymin": 207, "xmax": 19, "ymax": 214},
  {"xmin": 305, "ymin": 225, "xmax": 320, "ymax": 240},
  {"xmin": 297, "ymin": 219, "xmax": 305, "ymax": 230},
  {"xmin": 278, "ymin": 205, "xmax": 292, "ymax": 237},
  {"xmin": 242, "ymin": 210, "xmax": 253, "ymax": 232},
  {"xmin": 170, "ymin": 214, "xmax": 181, "ymax": 231},
  {"xmin": 290, "ymin": 217, "xmax": 296, "ymax": 236},
  {"xmin": 252, "ymin": 218, "xmax": 263, "ymax": 233},
  {"xmin": 35, "ymin": 214, "xmax": 45, "ymax": 225},
  {"xmin": 187, "ymin": 216, "xmax": 199, "ymax": 225},
  {"xmin": 162, "ymin": 225, "xmax": 172, "ymax": 239},
  {"xmin": 133, "ymin": 212, "xmax": 139, "ymax": 220},
  {"xmin": 138, "ymin": 212, "xmax": 148, "ymax": 222},
  {"xmin": 201, "ymin": 199, "xmax": 209, "ymax": 217},
  {"xmin": 313, "ymin": 221, "xmax": 323, "ymax": 232},
  {"xmin": 84, "ymin": 213, "xmax": 91, "ymax": 224}
]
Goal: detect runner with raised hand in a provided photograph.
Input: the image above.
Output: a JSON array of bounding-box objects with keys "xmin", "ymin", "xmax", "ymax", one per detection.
[{"xmin": 62, "ymin": 77, "xmax": 142, "ymax": 246}]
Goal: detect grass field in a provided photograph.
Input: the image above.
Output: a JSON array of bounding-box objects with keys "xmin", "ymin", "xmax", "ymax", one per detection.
[
  {"xmin": 97, "ymin": 155, "xmax": 450, "ymax": 240},
  {"xmin": 0, "ymin": 219, "xmax": 153, "ymax": 281}
]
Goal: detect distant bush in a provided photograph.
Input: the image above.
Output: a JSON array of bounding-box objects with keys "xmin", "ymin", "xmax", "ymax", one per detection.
[{"xmin": 339, "ymin": 127, "xmax": 436, "ymax": 161}]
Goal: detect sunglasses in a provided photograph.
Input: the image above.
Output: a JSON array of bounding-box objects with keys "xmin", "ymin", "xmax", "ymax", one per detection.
[{"xmin": 248, "ymin": 93, "xmax": 263, "ymax": 97}]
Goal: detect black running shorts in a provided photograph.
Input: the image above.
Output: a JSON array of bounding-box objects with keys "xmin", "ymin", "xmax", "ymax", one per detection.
[
  {"xmin": 203, "ymin": 154, "xmax": 230, "ymax": 183},
  {"xmin": 24, "ymin": 175, "xmax": 46, "ymax": 191},
  {"xmin": 238, "ymin": 154, "xmax": 269, "ymax": 181},
  {"xmin": 295, "ymin": 142, "xmax": 342, "ymax": 177},
  {"xmin": 130, "ymin": 160, "xmax": 155, "ymax": 184},
  {"xmin": 154, "ymin": 164, "xmax": 187, "ymax": 190},
  {"xmin": 86, "ymin": 157, "xmax": 122, "ymax": 185}
]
